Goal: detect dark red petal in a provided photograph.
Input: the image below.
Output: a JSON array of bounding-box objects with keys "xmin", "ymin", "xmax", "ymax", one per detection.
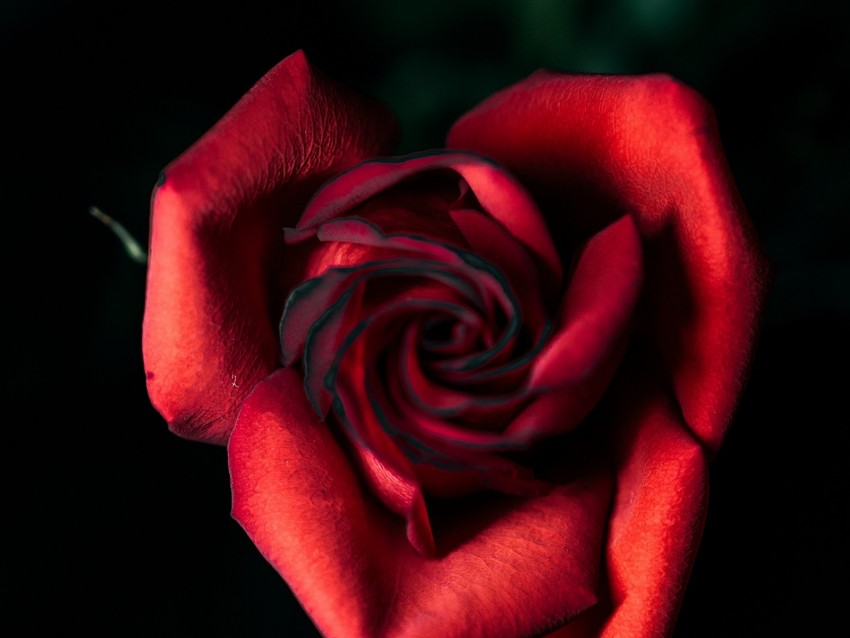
[
  {"xmin": 230, "ymin": 368, "xmax": 611, "ymax": 638},
  {"xmin": 503, "ymin": 386, "xmax": 606, "ymax": 445},
  {"xmin": 297, "ymin": 151, "xmax": 563, "ymax": 282},
  {"xmin": 492, "ymin": 217, "xmax": 642, "ymax": 445},
  {"xmin": 398, "ymin": 324, "xmax": 526, "ymax": 418},
  {"xmin": 450, "ymin": 208, "xmax": 549, "ymax": 328},
  {"xmin": 382, "ymin": 333, "xmax": 547, "ymax": 499},
  {"xmin": 419, "ymin": 310, "xmax": 483, "ymax": 356},
  {"xmin": 546, "ymin": 364, "xmax": 709, "ymax": 637},
  {"xmin": 312, "ymin": 217, "xmax": 533, "ymax": 373},
  {"xmin": 342, "ymin": 175, "xmax": 472, "ymax": 247},
  {"xmin": 333, "ymin": 352, "xmax": 436, "ymax": 556},
  {"xmin": 142, "ymin": 51, "xmax": 397, "ymax": 443},
  {"xmin": 448, "ymin": 71, "xmax": 770, "ymax": 451},
  {"xmin": 531, "ymin": 215, "xmax": 642, "ymax": 389},
  {"xmin": 281, "ymin": 256, "xmax": 470, "ymax": 367},
  {"xmin": 295, "ymin": 263, "xmax": 478, "ymax": 414},
  {"xmin": 384, "ymin": 359, "xmax": 527, "ymax": 453},
  {"xmin": 280, "ymin": 264, "xmax": 375, "ymax": 368}
]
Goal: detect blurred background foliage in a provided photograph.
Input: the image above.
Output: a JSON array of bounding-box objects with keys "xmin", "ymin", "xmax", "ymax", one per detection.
[{"xmin": 3, "ymin": 0, "xmax": 847, "ymax": 636}]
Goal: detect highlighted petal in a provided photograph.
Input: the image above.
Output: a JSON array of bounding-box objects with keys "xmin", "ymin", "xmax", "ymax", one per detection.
[
  {"xmin": 548, "ymin": 359, "xmax": 710, "ymax": 637},
  {"xmin": 448, "ymin": 71, "xmax": 770, "ymax": 450},
  {"xmin": 531, "ymin": 215, "xmax": 642, "ymax": 389},
  {"xmin": 230, "ymin": 368, "xmax": 612, "ymax": 638},
  {"xmin": 142, "ymin": 50, "xmax": 397, "ymax": 443}
]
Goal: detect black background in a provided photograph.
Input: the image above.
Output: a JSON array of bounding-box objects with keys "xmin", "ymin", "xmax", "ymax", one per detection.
[{"xmin": 4, "ymin": 0, "xmax": 848, "ymax": 635}]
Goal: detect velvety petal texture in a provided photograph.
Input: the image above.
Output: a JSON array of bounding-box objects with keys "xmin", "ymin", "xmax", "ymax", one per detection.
[
  {"xmin": 143, "ymin": 51, "xmax": 398, "ymax": 443},
  {"xmin": 230, "ymin": 368, "xmax": 610, "ymax": 638},
  {"xmin": 448, "ymin": 71, "xmax": 770, "ymax": 452},
  {"xmin": 546, "ymin": 356, "xmax": 709, "ymax": 638}
]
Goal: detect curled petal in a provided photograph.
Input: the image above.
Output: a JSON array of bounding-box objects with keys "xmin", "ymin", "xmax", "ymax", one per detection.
[
  {"xmin": 398, "ymin": 321, "xmax": 527, "ymax": 419},
  {"xmin": 547, "ymin": 358, "xmax": 710, "ymax": 637},
  {"xmin": 280, "ymin": 258, "xmax": 473, "ymax": 367},
  {"xmin": 230, "ymin": 368, "xmax": 613, "ymax": 638},
  {"xmin": 296, "ymin": 151, "xmax": 562, "ymax": 282},
  {"xmin": 292, "ymin": 218, "xmax": 535, "ymax": 377},
  {"xmin": 494, "ymin": 216, "xmax": 641, "ymax": 445},
  {"xmin": 450, "ymin": 208, "xmax": 550, "ymax": 327},
  {"xmin": 143, "ymin": 50, "xmax": 397, "ymax": 443},
  {"xmin": 448, "ymin": 71, "xmax": 770, "ymax": 450},
  {"xmin": 531, "ymin": 214, "xmax": 642, "ymax": 389},
  {"xmin": 333, "ymin": 355, "xmax": 436, "ymax": 556},
  {"xmin": 294, "ymin": 265, "xmax": 482, "ymax": 415}
]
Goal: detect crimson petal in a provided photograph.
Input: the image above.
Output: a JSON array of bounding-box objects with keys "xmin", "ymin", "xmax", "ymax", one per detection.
[
  {"xmin": 280, "ymin": 258, "xmax": 476, "ymax": 367},
  {"xmin": 143, "ymin": 50, "xmax": 397, "ymax": 443},
  {"xmin": 292, "ymin": 263, "xmax": 481, "ymax": 415},
  {"xmin": 296, "ymin": 151, "xmax": 563, "ymax": 282},
  {"xmin": 448, "ymin": 71, "xmax": 770, "ymax": 450},
  {"xmin": 546, "ymin": 359, "xmax": 710, "ymax": 637},
  {"xmin": 450, "ymin": 208, "xmax": 549, "ymax": 328},
  {"xmin": 531, "ymin": 215, "xmax": 642, "ymax": 389},
  {"xmin": 333, "ymin": 348, "xmax": 436, "ymax": 556},
  {"xmin": 230, "ymin": 368, "xmax": 612, "ymax": 637}
]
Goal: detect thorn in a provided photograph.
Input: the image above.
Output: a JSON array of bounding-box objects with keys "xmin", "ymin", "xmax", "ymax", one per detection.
[{"xmin": 89, "ymin": 206, "xmax": 148, "ymax": 264}]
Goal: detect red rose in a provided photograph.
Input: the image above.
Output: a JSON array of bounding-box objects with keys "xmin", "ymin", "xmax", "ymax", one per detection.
[{"xmin": 143, "ymin": 50, "xmax": 768, "ymax": 637}]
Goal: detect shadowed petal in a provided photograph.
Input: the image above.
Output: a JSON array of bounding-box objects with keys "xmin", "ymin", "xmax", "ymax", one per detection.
[
  {"xmin": 531, "ymin": 215, "xmax": 642, "ymax": 390},
  {"xmin": 546, "ymin": 357, "xmax": 709, "ymax": 637},
  {"xmin": 448, "ymin": 71, "xmax": 770, "ymax": 451}
]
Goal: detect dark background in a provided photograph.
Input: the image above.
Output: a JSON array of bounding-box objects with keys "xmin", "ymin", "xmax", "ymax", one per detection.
[{"xmin": 4, "ymin": 0, "xmax": 847, "ymax": 635}]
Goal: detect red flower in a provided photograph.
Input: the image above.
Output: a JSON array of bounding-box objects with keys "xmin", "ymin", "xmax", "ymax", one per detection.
[{"xmin": 143, "ymin": 50, "xmax": 769, "ymax": 637}]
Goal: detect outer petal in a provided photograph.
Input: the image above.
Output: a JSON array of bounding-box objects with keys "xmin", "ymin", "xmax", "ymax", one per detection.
[
  {"xmin": 547, "ymin": 357, "xmax": 709, "ymax": 637},
  {"xmin": 599, "ymin": 390, "xmax": 708, "ymax": 637},
  {"xmin": 230, "ymin": 368, "xmax": 612, "ymax": 638},
  {"xmin": 447, "ymin": 71, "xmax": 770, "ymax": 451},
  {"xmin": 142, "ymin": 50, "xmax": 397, "ymax": 443}
]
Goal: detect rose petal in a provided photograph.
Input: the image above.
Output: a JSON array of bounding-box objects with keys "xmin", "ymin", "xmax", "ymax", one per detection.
[
  {"xmin": 280, "ymin": 258, "xmax": 473, "ymax": 367},
  {"xmin": 488, "ymin": 216, "xmax": 642, "ymax": 445},
  {"xmin": 296, "ymin": 264, "xmax": 481, "ymax": 415},
  {"xmin": 333, "ymin": 349, "xmax": 436, "ymax": 556},
  {"xmin": 362, "ymin": 349, "xmax": 548, "ymax": 499},
  {"xmin": 546, "ymin": 358, "xmax": 710, "ymax": 637},
  {"xmin": 311, "ymin": 217, "xmax": 534, "ymax": 375},
  {"xmin": 447, "ymin": 71, "xmax": 770, "ymax": 450},
  {"xmin": 142, "ymin": 50, "xmax": 397, "ymax": 443},
  {"xmin": 450, "ymin": 207, "xmax": 550, "ymax": 327},
  {"xmin": 297, "ymin": 151, "xmax": 563, "ymax": 283},
  {"xmin": 230, "ymin": 368, "xmax": 611, "ymax": 638},
  {"xmin": 531, "ymin": 214, "xmax": 642, "ymax": 389},
  {"xmin": 313, "ymin": 218, "xmax": 499, "ymax": 322},
  {"xmin": 384, "ymin": 356, "xmax": 527, "ymax": 452},
  {"xmin": 398, "ymin": 322, "xmax": 526, "ymax": 418},
  {"xmin": 599, "ymin": 396, "xmax": 708, "ymax": 636},
  {"xmin": 502, "ymin": 384, "xmax": 614, "ymax": 445}
]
